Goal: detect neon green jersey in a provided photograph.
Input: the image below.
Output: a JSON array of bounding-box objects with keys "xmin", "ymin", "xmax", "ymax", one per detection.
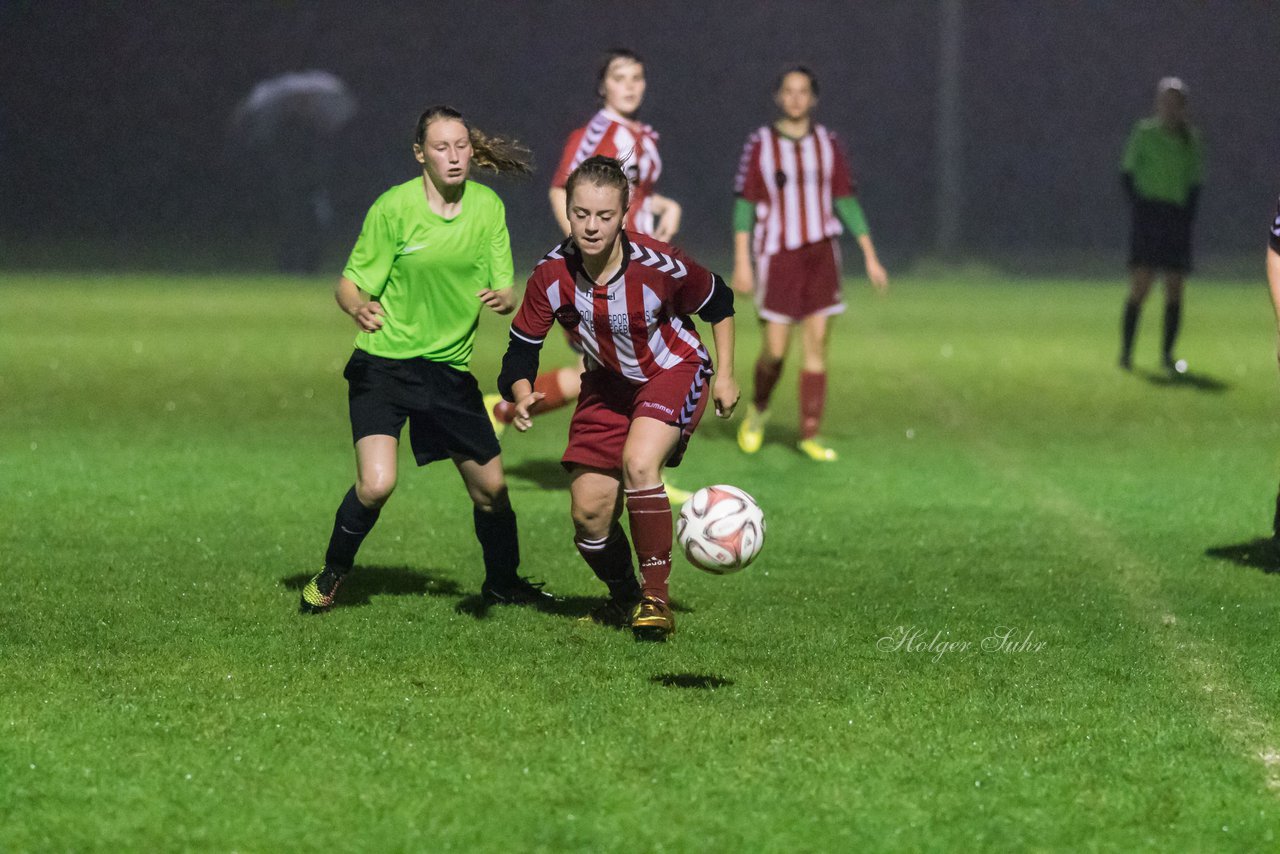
[
  {"xmin": 342, "ymin": 177, "xmax": 514, "ymax": 368},
  {"xmin": 1122, "ymin": 118, "xmax": 1203, "ymax": 206}
]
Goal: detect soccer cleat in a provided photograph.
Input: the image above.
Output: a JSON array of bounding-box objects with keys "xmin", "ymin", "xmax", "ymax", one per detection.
[
  {"xmin": 483, "ymin": 393, "xmax": 508, "ymax": 437},
  {"xmin": 797, "ymin": 437, "xmax": 838, "ymax": 462},
  {"xmin": 630, "ymin": 596, "xmax": 675, "ymax": 641},
  {"xmin": 299, "ymin": 564, "xmax": 347, "ymax": 614},
  {"xmin": 579, "ymin": 596, "xmax": 638, "ymax": 628},
  {"xmin": 737, "ymin": 405, "xmax": 768, "ymax": 454},
  {"xmin": 661, "ymin": 474, "xmax": 693, "ymax": 506},
  {"xmin": 481, "ymin": 576, "xmax": 556, "ymax": 606}
]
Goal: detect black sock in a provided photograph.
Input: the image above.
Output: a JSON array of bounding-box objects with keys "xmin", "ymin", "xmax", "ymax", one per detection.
[
  {"xmin": 324, "ymin": 487, "xmax": 381, "ymax": 570},
  {"xmin": 1162, "ymin": 300, "xmax": 1182, "ymax": 361},
  {"xmin": 576, "ymin": 526, "xmax": 640, "ymax": 601},
  {"xmin": 474, "ymin": 503, "xmax": 520, "ymax": 585},
  {"xmin": 1272, "ymin": 488, "xmax": 1280, "ymax": 539},
  {"xmin": 1121, "ymin": 300, "xmax": 1141, "ymax": 363}
]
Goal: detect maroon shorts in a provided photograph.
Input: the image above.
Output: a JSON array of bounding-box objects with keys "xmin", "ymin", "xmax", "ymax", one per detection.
[
  {"xmin": 756, "ymin": 238, "xmax": 844, "ymax": 323},
  {"xmin": 562, "ymin": 360, "xmax": 713, "ymax": 473}
]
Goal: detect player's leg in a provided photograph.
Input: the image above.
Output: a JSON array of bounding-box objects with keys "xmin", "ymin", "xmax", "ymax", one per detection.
[
  {"xmin": 454, "ymin": 454, "xmax": 551, "ymax": 605},
  {"xmin": 570, "ymin": 466, "xmax": 639, "ymax": 622},
  {"xmin": 302, "ymin": 434, "xmax": 398, "ymax": 613},
  {"xmin": 1121, "ymin": 266, "xmax": 1154, "ymax": 369},
  {"xmin": 1161, "ymin": 271, "xmax": 1186, "ymax": 373},
  {"xmin": 797, "ymin": 312, "xmax": 837, "ymax": 461},
  {"xmin": 739, "ymin": 320, "xmax": 791, "ymax": 453},
  {"xmin": 489, "ymin": 350, "xmax": 586, "ymax": 432},
  {"xmin": 620, "ymin": 416, "xmax": 686, "ymax": 639}
]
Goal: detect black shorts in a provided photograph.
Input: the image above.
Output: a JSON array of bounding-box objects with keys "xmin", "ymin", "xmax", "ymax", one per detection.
[
  {"xmin": 344, "ymin": 349, "xmax": 501, "ymax": 467},
  {"xmin": 1129, "ymin": 200, "xmax": 1193, "ymax": 272}
]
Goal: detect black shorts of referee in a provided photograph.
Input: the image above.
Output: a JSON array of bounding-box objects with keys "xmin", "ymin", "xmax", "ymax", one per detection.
[
  {"xmin": 344, "ymin": 349, "xmax": 501, "ymax": 466},
  {"xmin": 1129, "ymin": 199, "xmax": 1194, "ymax": 273}
]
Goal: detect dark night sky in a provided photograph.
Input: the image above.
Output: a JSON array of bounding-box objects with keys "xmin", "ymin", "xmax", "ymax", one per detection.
[{"xmin": 1, "ymin": 1, "xmax": 1278, "ymax": 271}]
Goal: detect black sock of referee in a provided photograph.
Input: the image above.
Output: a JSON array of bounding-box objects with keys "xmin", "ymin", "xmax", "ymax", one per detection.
[
  {"xmin": 474, "ymin": 501, "xmax": 520, "ymax": 586},
  {"xmin": 1162, "ymin": 300, "xmax": 1182, "ymax": 362},
  {"xmin": 324, "ymin": 487, "xmax": 382, "ymax": 571},
  {"xmin": 1120, "ymin": 300, "xmax": 1141, "ymax": 365}
]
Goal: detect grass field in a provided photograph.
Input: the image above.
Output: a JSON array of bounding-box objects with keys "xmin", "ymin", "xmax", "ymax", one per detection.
[{"xmin": 4, "ymin": 271, "xmax": 1280, "ymax": 851}]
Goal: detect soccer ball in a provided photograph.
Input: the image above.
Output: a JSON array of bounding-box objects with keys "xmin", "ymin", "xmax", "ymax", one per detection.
[{"xmin": 676, "ymin": 485, "xmax": 765, "ymax": 574}]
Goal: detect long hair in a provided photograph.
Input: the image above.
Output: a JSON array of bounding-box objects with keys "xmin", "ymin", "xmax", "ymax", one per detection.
[
  {"xmin": 414, "ymin": 105, "xmax": 532, "ymax": 175},
  {"xmin": 565, "ymin": 155, "xmax": 631, "ymax": 211}
]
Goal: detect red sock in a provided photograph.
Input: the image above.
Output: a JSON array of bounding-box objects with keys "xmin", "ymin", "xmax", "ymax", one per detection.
[
  {"xmin": 753, "ymin": 357, "xmax": 783, "ymax": 411},
  {"xmin": 799, "ymin": 371, "xmax": 827, "ymax": 439},
  {"xmin": 625, "ymin": 484, "xmax": 672, "ymax": 603},
  {"xmin": 528, "ymin": 371, "xmax": 568, "ymax": 417}
]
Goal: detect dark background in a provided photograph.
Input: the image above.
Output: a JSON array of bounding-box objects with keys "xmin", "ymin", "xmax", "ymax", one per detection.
[{"xmin": 1, "ymin": 1, "xmax": 1277, "ymax": 274}]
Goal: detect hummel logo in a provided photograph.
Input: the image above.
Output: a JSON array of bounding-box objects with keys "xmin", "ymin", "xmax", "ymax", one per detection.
[{"xmin": 403, "ymin": 243, "xmax": 428, "ymax": 254}]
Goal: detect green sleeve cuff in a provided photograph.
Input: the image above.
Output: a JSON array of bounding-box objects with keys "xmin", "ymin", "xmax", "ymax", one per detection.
[
  {"xmin": 733, "ymin": 197, "xmax": 755, "ymax": 233},
  {"xmin": 835, "ymin": 196, "xmax": 869, "ymax": 237}
]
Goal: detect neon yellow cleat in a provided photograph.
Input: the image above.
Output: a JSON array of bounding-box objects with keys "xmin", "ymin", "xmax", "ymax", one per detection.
[
  {"xmin": 662, "ymin": 474, "xmax": 694, "ymax": 505},
  {"xmin": 630, "ymin": 596, "xmax": 675, "ymax": 641},
  {"xmin": 482, "ymin": 393, "xmax": 506, "ymax": 437},
  {"xmin": 737, "ymin": 405, "xmax": 768, "ymax": 454},
  {"xmin": 797, "ymin": 438, "xmax": 839, "ymax": 462}
]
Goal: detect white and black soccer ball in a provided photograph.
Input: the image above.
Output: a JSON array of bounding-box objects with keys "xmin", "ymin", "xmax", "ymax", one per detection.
[{"xmin": 676, "ymin": 485, "xmax": 765, "ymax": 574}]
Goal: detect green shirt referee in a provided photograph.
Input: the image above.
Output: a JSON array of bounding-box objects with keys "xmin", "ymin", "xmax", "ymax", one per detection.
[
  {"xmin": 1118, "ymin": 77, "xmax": 1204, "ymax": 374},
  {"xmin": 301, "ymin": 105, "xmax": 554, "ymax": 614}
]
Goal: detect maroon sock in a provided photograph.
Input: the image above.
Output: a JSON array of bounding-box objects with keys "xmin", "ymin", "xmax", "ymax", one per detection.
[
  {"xmin": 625, "ymin": 484, "xmax": 672, "ymax": 603},
  {"xmin": 528, "ymin": 371, "xmax": 568, "ymax": 417},
  {"xmin": 492, "ymin": 398, "xmax": 515, "ymax": 424},
  {"xmin": 799, "ymin": 371, "xmax": 827, "ymax": 439},
  {"xmin": 575, "ymin": 526, "xmax": 640, "ymax": 601},
  {"xmin": 753, "ymin": 357, "xmax": 784, "ymax": 411}
]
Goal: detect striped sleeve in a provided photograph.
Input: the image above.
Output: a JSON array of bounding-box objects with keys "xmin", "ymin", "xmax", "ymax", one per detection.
[
  {"xmin": 1270, "ymin": 196, "xmax": 1280, "ymax": 253},
  {"xmin": 551, "ymin": 126, "xmax": 587, "ymax": 189},
  {"xmin": 829, "ymin": 131, "xmax": 857, "ymax": 198},
  {"xmin": 510, "ymin": 270, "xmax": 555, "ymax": 344},
  {"xmin": 734, "ymin": 130, "xmax": 768, "ymax": 204}
]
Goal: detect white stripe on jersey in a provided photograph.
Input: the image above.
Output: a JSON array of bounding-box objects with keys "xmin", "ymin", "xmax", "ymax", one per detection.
[
  {"xmin": 756, "ymin": 130, "xmax": 781, "ymax": 256},
  {"xmin": 800, "ymin": 135, "xmax": 823, "ymax": 245},
  {"xmin": 779, "ymin": 139, "xmax": 801, "ymax": 249}
]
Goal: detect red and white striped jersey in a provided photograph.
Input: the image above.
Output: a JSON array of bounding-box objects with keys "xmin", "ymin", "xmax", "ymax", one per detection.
[
  {"xmin": 511, "ymin": 232, "xmax": 715, "ymax": 384},
  {"xmin": 734, "ymin": 123, "xmax": 856, "ymax": 256},
  {"xmin": 552, "ymin": 108, "xmax": 663, "ymax": 236}
]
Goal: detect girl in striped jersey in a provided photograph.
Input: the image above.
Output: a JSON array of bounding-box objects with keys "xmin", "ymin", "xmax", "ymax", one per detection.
[
  {"xmin": 488, "ymin": 49, "xmax": 684, "ymax": 449},
  {"xmin": 497, "ymin": 156, "xmax": 738, "ymax": 640},
  {"xmin": 732, "ymin": 66, "xmax": 888, "ymax": 462}
]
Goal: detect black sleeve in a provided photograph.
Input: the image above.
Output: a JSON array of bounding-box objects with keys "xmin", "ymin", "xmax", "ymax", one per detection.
[
  {"xmin": 496, "ymin": 328, "xmax": 542, "ymax": 402},
  {"xmin": 696, "ymin": 274, "xmax": 735, "ymax": 324}
]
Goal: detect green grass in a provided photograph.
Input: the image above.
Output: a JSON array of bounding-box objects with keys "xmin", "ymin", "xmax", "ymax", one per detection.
[{"xmin": 3, "ymin": 271, "xmax": 1280, "ymax": 851}]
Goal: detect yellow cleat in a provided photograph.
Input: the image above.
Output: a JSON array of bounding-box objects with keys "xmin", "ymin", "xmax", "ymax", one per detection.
[
  {"xmin": 482, "ymin": 393, "xmax": 506, "ymax": 438},
  {"xmin": 797, "ymin": 438, "xmax": 839, "ymax": 462},
  {"xmin": 631, "ymin": 596, "xmax": 675, "ymax": 641},
  {"xmin": 737, "ymin": 405, "xmax": 767, "ymax": 454},
  {"xmin": 662, "ymin": 474, "xmax": 694, "ymax": 506}
]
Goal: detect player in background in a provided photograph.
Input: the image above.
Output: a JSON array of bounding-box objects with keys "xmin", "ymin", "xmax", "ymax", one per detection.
[
  {"xmin": 1118, "ymin": 76, "xmax": 1204, "ymax": 374},
  {"xmin": 301, "ymin": 106, "xmax": 553, "ymax": 613},
  {"xmin": 487, "ymin": 50, "xmax": 683, "ymax": 480},
  {"xmin": 732, "ymin": 66, "xmax": 888, "ymax": 462},
  {"xmin": 497, "ymin": 156, "xmax": 738, "ymax": 640},
  {"xmin": 1265, "ymin": 196, "xmax": 1280, "ymax": 537}
]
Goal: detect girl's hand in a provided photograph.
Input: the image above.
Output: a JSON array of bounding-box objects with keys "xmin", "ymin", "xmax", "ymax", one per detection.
[
  {"xmin": 712, "ymin": 375, "xmax": 740, "ymax": 418},
  {"xmin": 652, "ymin": 199, "xmax": 682, "ymax": 242},
  {"xmin": 353, "ymin": 301, "xmax": 385, "ymax": 332},
  {"xmin": 513, "ymin": 391, "xmax": 545, "ymax": 432},
  {"xmin": 477, "ymin": 287, "xmax": 516, "ymax": 315},
  {"xmin": 866, "ymin": 258, "xmax": 889, "ymax": 294},
  {"xmin": 731, "ymin": 264, "xmax": 755, "ymax": 295}
]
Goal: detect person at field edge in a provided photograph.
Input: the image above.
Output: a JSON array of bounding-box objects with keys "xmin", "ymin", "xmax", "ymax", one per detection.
[
  {"xmin": 1264, "ymin": 195, "xmax": 1280, "ymax": 537},
  {"xmin": 497, "ymin": 156, "xmax": 738, "ymax": 640},
  {"xmin": 732, "ymin": 65, "xmax": 888, "ymax": 462},
  {"xmin": 1118, "ymin": 76, "xmax": 1204, "ymax": 374},
  {"xmin": 301, "ymin": 106, "xmax": 553, "ymax": 614},
  {"xmin": 486, "ymin": 49, "xmax": 687, "ymax": 500}
]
